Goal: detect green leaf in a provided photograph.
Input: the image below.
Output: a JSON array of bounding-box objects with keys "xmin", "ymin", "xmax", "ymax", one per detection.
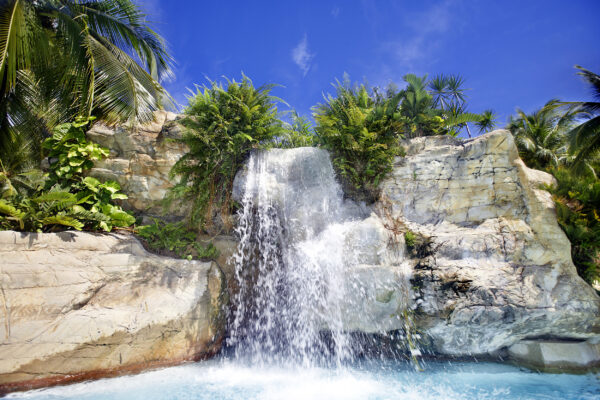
[
  {"xmin": 68, "ymin": 157, "xmax": 85, "ymax": 166},
  {"xmin": 102, "ymin": 180, "xmax": 121, "ymax": 193},
  {"xmin": 41, "ymin": 215, "xmax": 84, "ymax": 231},
  {"xmin": 111, "ymin": 193, "xmax": 128, "ymax": 200}
]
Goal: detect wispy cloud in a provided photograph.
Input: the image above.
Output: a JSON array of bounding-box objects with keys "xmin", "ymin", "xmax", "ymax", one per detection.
[
  {"xmin": 381, "ymin": 0, "xmax": 458, "ymax": 70},
  {"xmin": 331, "ymin": 7, "xmax": 340, "ymax": 18},
  {"xmin": 291, "ymin": 34, "xmax": 315, "ymax": 77}
]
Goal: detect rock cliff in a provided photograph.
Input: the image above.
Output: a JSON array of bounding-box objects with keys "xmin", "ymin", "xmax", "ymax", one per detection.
[
  {"xmin": 86, "ymin": 110, "xmax": 187, "ymax": 220},
  {"xmin": 0, "ymin": 231, "xmax": 227, "ymax": 394},
  {"xmin": 380, "ymin": 131, "xmax": 599, "ymax": 357}
]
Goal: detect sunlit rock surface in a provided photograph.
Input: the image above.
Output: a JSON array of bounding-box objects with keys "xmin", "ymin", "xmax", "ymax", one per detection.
[
  {"xmin": 86, "ymin": 111, "xmax": 188, "ymax": 219},
  {"xmin": 0, "ymin": 231, "xmax": 226, "ymax": 394},
  {"xmin": 379, "ymin": 130, "xmax": 600, "ymax": 356}
]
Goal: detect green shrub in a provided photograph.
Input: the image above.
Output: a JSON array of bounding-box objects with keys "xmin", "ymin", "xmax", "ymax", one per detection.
[
  {"xmin": 43, "ymin": 119, "xmax": 110, "ymax": 185},
  {"xmin": 136, "ymin": 219, "xmax": 219, "ymax": 260},
  {"xmin": 404, "ymin": 231, "xmax": 416, "ymax": 248},
  {"xmin": 314, "ymin": 80, "xmax": 403, "ymax": 202},
  {"xmin": 169, "ymin": 75, "xmax": 283, "ymax": 230},
  {"xmin": 273, "ymin": 111, "xmax": 317, "ymax": 148},
  {"xmin": 548, "ymin": 167, "xmax": 600, "ymax": 286},
  {"xmin": 0, "ymin": 119, "xmax": 134, "ymax": 232}
]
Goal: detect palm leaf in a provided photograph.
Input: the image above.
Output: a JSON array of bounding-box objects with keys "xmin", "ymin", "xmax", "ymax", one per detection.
[
  {"xmin": 41, "ymin": 214, "xmax": 84, "ymax": 230},
  {"xmin": 444, "ymin": 112, "xmax": 482, "ymax": 128}
]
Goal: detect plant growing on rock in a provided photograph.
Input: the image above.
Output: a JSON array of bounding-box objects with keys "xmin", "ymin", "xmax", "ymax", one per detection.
[
  {"xmin": 0, "ymin": 119, "xmax": 135, "ymax": 232},
  {"xmin": 273, "ymin": 111, "xmax": 317, "ymax": 148},
  {"xmin": 169, "ymin": 75, "xmax": 283, "ymax": 231},
  {"xmin": 136, "ymin": 218, "xmax": 218, "ymax": 261},
  {"xmin": 314, "ymin": 78, "xmax": 403, "ymax": 202},
  {"xmin": 404, "ymin": 231, "xmax": 416, "ymax": 248}
]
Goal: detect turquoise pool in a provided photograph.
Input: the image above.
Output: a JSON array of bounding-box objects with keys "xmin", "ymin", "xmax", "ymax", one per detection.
[{"xmin": 7, "ymin": 359, "xmax": 599, "ymax": 400}]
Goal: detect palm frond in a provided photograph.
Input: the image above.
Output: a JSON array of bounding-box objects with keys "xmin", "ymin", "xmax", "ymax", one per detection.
[{"xmin": 444, "ymin": 112, "xmax": 482, "ymax": 128}]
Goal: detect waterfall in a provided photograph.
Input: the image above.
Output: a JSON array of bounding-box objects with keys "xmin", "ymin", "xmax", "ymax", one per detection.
[{"xmin": 228, "ymin": 148, "xmax": 414, "ymax": 367}]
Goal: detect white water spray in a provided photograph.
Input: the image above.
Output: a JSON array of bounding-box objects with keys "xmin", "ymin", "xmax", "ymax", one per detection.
[{"xmin": 228, "ymin": 148, "xmax": 413, "ymax": 366}]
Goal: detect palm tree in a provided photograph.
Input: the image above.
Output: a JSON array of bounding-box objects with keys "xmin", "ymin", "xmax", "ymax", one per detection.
[
  {"xmin": 428, "ymin": 73, "xmax": 481, "ymax": 137},
  {"xmin": 508, "ymin": 100, "xmax": 577, "ymax": 171},
  {"xmin": 428, "ymin": 74, "xmax": 449, "ymax": 110},
  {"xmin": 400, "ymin": 74, "xmax": 444, "ymax": 138},
  {"xmin": 399, "ymin": 73, "xmax": 484, "ymax": 138},
  {"xmin": 561, "ymin": 66, "xmax": 600, "ymax": 175},
  {"xmin": 475, "ymin": 109, "xmax": 498, "ymax": 134},
  {"xmin": 0, "ymin": 0, "xmax": 173, "ymax": 174}
]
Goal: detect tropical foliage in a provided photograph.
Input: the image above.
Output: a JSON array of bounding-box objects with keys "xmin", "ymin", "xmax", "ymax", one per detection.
[
  {"xmin": 563, "ymin": 66, "xmax": 600, "ymax": 176},
  {"xmin": 136, "ymin": 218, "xmax": 219, "ymax": 261},
  {"xmin": 549, "ymin": 168, "xmax": 600, "ymax": 284},
  {"xmin": 0, "ymin": 0, "xmax": 173, "ymax": 184},
  {"xmin": 427, "ymin": 73, "xmax": 488, "ymax": 138},
  {"xmin": 314, "ymin": 79, "xmax": 404, "ymax": 202},
  {"xmin": 0, "ymin": 120, "xmax": 135, "ymax": 232},
  {"xmin": 314, "ymin": 74, "xmax": 495, "ymax": 201},
  {"xmin": 274, "ymin": 111, "xmax": 318, "ymax": 148},
  {"xmin": 399, "ymin": 74, "xmax": 447, "ymax": 138},
  {"xmin": 169, "ymin": 75, "xmax": 283, "ymax": 230},
  {"xmin": 507, "ymin": 99, "xmax": 577, "ymax": 171}
]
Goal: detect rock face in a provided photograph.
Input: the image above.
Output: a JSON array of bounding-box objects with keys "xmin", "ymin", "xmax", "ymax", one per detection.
[
  {"xmin": 507, "ymin": 340, "xmax": 600, "ymax": 371},
  {"xmin": 379, "ymin": 130, "xmax": 600, "ymax": 357},
  {"xmin": 0, "ymin": 230, "xmax": 227, "ymax": 394},
  {"xmin": 86, "ymin": 110, "xmax": 187, "ymax": 219}
]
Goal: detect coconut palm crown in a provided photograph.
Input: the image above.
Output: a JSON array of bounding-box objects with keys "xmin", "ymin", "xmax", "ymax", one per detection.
[{"xmin": 0, "ymin": 0, "xmax": 174, "ymax": 175}]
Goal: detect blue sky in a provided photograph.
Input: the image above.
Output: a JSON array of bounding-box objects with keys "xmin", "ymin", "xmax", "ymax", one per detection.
[{"xmin": 143, "ymin": 0, "xmax": 600, "ymax": 131}]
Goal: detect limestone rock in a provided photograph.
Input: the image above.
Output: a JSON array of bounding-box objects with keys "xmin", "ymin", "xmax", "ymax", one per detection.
[
  {"xmin": 507, "ymin": 340, "xmax": 600, "ymax": 371},
  {"xmin": 86, "ymin": 110, "xmax": 189, "ymax": 219},
  {"xmin": 0, "ymin": 230, "xmax": 227, "ymax": 394},
  {"xmin": 379, "ymin": 130, "xmax": 600, "ymax": 355}
]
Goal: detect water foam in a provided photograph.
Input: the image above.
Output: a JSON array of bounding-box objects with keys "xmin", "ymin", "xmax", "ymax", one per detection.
[{"xmin": 228, "ymin": 148, "xmax": 412, "ymax": 366}]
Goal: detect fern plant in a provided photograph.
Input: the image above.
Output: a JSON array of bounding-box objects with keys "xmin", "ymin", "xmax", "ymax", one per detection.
[
  {"xmin": 136, "ymin": 218, "xmax": 219, "ymax": 260},
  {"xmin": 169, "ymin": 75, "xmax": 283, "ymax": 230},
  {"xmin": 273, "ymin": 111, "xmax": 318, "ymax": 148},
  {"xmin": 314, "ymin": 78, "xmax": 403, "ymax": 202}
]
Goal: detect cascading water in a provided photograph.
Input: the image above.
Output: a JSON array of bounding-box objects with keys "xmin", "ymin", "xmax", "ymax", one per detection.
[{"xmin": 227, "ymin": 147, "xmax": 414, "ymax": 366}]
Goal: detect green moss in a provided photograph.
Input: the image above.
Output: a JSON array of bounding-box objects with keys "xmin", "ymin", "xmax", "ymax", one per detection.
[{"xmin": 404, "ymin": 231, "xmax": 416, "ymax": 249}]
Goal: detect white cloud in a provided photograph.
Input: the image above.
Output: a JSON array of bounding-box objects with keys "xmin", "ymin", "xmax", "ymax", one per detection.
[
  {"xmin": 381, "ymin": 0, "xmax": 457, "ymax": 70},
  {"xmin": 331, "ymin": 7, "xmax": 340, "ymax": 18},
  {"xmin": 291, "ymin": 34, "xmax": 315, "ymax": 77}
]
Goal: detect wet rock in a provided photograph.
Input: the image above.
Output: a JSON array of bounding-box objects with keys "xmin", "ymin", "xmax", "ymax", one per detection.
[{"xmin": 507, "ymin": 340, "xmax": 600, "ymax": 371}]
